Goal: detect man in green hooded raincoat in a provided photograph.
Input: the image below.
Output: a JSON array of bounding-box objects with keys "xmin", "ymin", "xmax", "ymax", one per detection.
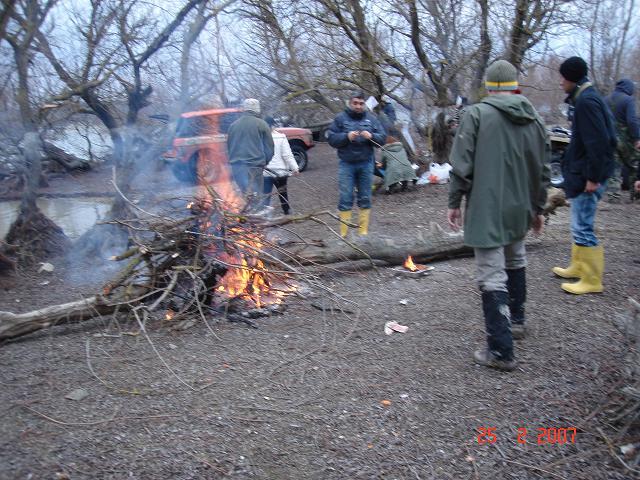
[{"xmin": 447, "ymin": 59, "xmax": 549, "ymax": 371}]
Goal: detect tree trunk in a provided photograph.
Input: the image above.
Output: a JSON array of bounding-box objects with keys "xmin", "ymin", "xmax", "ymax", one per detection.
[
  {"xmin": 0, "ymin": 296, "xmax": 121, "ymax": 341},
  {"xmin": 470, "ymin": 0, "xmax": 492, "ymax": 103},
  {"xmin": 288, "ymin": 223, "xmax": 471, "ymax": 266},
  {"xmin": 43, "ymin": 142, "xmax": 91, "ymax": 172},
  {"xmin": 6, "ymin": 133, "xmax": 72, "ymax": 263}
]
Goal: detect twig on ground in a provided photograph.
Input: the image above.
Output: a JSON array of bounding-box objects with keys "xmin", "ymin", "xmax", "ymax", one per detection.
[
  {"xmin": 21, "ymin": 405, "xmax": 178, "ymax": 426},
  {"xmin": 131, "ymin": 308, "xmax": 197, "ymax": 391},
  {"xmin": 180, "ymin": 449, "xmax": 228, "ymax": 475},
  {"xmin": 597, "ymin": 426, "xmax": 640, "ymax": 475},
  {"xmin": 502, "ymin": 459, "xmax": 567, "ymax": 479}
]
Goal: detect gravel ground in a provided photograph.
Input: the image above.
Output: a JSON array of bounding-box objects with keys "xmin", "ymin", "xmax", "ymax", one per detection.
[{"xmin": 1, "ymin": 143, "xmax": 640, "ymax": 479}]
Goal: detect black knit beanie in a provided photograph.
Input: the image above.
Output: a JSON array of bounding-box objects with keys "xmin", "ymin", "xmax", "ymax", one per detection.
[{"xmin": 559, "ymin": 57, "xmax": 588, "ymax": 83}]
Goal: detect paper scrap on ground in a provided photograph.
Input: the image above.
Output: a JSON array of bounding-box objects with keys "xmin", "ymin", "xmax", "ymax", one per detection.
[{"xmin": 384, "ymin": 321, "xmax": 409, "ymax": 335}]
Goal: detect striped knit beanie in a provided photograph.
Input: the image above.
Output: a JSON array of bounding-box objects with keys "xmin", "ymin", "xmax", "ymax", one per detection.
[{"xmin": 485, "ymin": 60, "xmax": 518, "ymax": 91}]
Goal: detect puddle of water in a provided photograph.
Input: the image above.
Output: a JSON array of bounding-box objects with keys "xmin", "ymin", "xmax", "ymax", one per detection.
[{"xmin": 0, "ymin": 197, "xmax": 112, "ymax": 240}]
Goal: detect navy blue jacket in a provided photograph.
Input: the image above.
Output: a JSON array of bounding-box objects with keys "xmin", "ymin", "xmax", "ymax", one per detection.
[
  {"xmin": 606, "ymin": 79, "xmax": 640, "ymax": 140},
  {"xmin": 382, "ymin": 103, "xmax": 397, "ymax": 123},
  {"xmin": 328, "ymin": 109, "xmax": 386, "ymax": 163},
  {"xmin": 562, "ymin": 79, "xmax": 616, "ymax": 198}
]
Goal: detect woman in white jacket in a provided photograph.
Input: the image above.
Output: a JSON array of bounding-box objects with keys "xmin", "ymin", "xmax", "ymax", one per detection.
[{"xmin": 262, "ymin": 117, "xmax": 299, "ymax": 215}]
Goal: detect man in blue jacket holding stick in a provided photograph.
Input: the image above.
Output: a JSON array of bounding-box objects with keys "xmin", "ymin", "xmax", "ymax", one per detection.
[{"xmin": 328, "ymin": 92, "xmax": 386, "ymax": 237}]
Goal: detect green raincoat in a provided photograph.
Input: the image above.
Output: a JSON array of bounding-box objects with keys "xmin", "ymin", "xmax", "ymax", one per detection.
[
  {"xmin": 448, "ymin": 94, "xmax": 550, "ymax": 248},
  {"xmin": 380, "ymin": 142, "xmax": 417, "ymax": 189}
]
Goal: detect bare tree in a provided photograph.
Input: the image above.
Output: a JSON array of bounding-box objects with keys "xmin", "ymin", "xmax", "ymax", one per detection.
[
  {"xmin": 469, "ymin": 0, "xmax": 492, "ymax": 102},
  {"xmin": 29, "ymin": 0, "xmax": 204, "ymax": 258},
  {"xmin": 0, "ymin": 0, "xmax": 17, "ymax": 42},
  {"xmin": 178, "ymin": 0, "xmax": 238, "ymax": 109},
  {"xmin": 586, "ymin": 0, "xmax": 637, "ymax": 92},
  {"xmin": 4, "ymin": 0, "xmax": 71, "ymax": 262},
  {"xmin": 232, "ymin": 0, "xmax": 342, "ymax": 115}
]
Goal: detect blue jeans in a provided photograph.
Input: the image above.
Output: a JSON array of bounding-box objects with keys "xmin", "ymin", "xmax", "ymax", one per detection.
[
  {"xmin": 338, "ymin": 159, "xmax": 373, "ymax": 211},
  {"xmin": 570, "ymin": 183, "xmax": 606, "ymax": 246},
  {"xmin": 231, "ymin": 163, "xmax": 263, "ymax": 211}
]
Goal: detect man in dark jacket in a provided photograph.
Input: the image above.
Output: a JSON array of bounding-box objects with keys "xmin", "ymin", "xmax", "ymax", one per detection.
[
  {"xmin": 328, "ymin": 92, "xmax": 386, "ymax": 237},
  {"xmin": 606, "ymin": 79, "xmax": 640, "ymax": 201},
  {"xmin": 447, "ymin": 59, "xmax": 548, "ymax": 371},
  {"xmin": 227, "ymin": 98, "xmax": 274, "ymax": 212},
  {"xmin": 552, "ymin": 56, "xmax": 616, "ymax": 294}
]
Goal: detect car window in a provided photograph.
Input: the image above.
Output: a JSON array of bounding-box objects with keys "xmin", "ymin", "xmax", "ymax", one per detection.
[
  {"xmin": 175, "ymin": 117, "xmax": 210, "ymax": 138},
  {"xmin": 219, "ymin": 112, "xmax": 242, "ymax": 134}
]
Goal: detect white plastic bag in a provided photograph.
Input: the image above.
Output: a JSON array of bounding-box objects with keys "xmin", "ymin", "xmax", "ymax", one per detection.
[
  {"xmin": 427, "ymin": 162, "xmax": 452, "ymax": 184},
  {"xmin": 416, "ymin": 171, "xmax": 430, "ymax": 185}
]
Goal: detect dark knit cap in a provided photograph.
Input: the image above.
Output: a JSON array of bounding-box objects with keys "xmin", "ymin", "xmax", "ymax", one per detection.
[
  {"xmin": 485, "ymin": 60, "xmax": 518, "ymax": 91},
  {"xmin": 559, "ymin": 57, "xmax": 588, "ymax": 83}
]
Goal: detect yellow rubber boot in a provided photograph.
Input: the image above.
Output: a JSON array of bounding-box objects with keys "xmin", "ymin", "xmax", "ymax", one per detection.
[
  {"xmin": 358, "ymin": 208, "xmax": 371, "ymax": 236},
  {"xmin": 552, "ymin": 244, "xmax": 581, "ymax": 279},
  {"xmin": 339, "ymin": 210, "xmax": 352, "ymax": 237},
  {"xmin": 561, "ymin": 245, "xmax": 604, "ymax": 294}
]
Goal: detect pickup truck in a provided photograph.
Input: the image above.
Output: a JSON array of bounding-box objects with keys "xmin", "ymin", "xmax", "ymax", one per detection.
[{"xmin": 166, "ymin": 108, "xmax": 314, "ymax": 184}]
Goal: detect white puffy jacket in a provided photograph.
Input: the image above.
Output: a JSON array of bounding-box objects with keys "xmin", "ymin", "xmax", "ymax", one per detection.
[{"xmin": 263, "ymin": 132, "xmax": 299, "ymax": 177}]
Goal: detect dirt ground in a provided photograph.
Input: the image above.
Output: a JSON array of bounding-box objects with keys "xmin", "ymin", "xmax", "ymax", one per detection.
[{"xmin": 1, "ymin": 143, "xmax": 640, "ymax": 479}]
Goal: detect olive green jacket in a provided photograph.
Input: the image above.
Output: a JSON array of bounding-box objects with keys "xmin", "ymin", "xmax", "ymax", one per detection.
[
  {"xmin": 227, "ymin": 112, "xmax": 274, "ymax": 167},
  {"xmin": 380, "ymin": 142, "xmax": 417, "ymax": 189},
  {"xmin": 448, "ymin": 94, "xmax": 550, "ymax": 248}
]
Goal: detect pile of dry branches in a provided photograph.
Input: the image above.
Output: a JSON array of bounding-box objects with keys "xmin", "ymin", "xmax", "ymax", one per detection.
[{"xmin": 0, "ymin": 185, "xmax": 351, "ymax": 341}]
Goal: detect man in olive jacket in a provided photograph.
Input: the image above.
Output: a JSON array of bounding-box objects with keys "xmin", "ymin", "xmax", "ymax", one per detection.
[
  {"xmin": 447, "ymin": 60, "xmax": 549, "ymax": 371},
  {"xmin": 227, "ymin": 98, "xmax": 274, "ymax": 212}
]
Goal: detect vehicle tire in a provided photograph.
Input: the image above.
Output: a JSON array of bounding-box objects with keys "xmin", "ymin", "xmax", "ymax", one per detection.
[
  {"xmin": 171, "ymin": 153, "xmax": 198, "ymax": 185},
  {"xmin": 290, "ymin": 144, "xmax": 308, "ymax": 172},
  {"xmin": 550, "ymin": 160, "xmax": 564, "ymax": 189}
]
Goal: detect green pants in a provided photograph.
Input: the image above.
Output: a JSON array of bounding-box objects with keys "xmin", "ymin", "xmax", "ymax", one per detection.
[{"xmin": 606, "ymin": 125, "xmax": 640, "ymax": 201}]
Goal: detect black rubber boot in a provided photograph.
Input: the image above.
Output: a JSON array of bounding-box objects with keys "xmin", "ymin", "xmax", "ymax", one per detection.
[
  {"xmin": 507, "ymin": 267, "xmax": 526, "ymax": 340},
  {"xmin": 479, "ymin": 290, "xmax": 514, "ymax": 367}
]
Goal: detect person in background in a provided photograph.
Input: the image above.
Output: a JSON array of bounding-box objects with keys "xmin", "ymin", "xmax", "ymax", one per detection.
[
  {"xmin": 380, "ymin": 95, "xmax": 397, "ymax": 124},
  {"xmin": 328, "ymin": 91, "xmax": 386, "ymax": 238},
  {"xmin": 552, "ymin": 56, "xmax": 616, "ymax": 294},
  {"xmin": 379, "ymin": 135, "xmax": 417, "ymax": 193},
  {"xmin": 227, "ymin": 98, "xmax": 274, "ymax": 212},
  {"xmin": 447, "ymin": 59, "xmax": 549, "ymax": 371},
  {"xmin": 605, "ymin": 78, "xmax": 640, "ymax": 202},
  {"xmin": 262, "ymin": 116, "xmax": 299, "ymax": 215}
]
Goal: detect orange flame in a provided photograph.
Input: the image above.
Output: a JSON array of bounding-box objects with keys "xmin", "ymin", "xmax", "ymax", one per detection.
[
  {"xmin": 195, "ymin": 149, "xmax": 244, "ymax": 213},
  {"xmin": 214, "ymin": 231, "xmax": 293, "ymax": 307},
  {"xmin": 404, "ymin": 256, "xmax": 418, "ymax": 271},
  {"xmin": 404, "ymin": 256, "xmax": 429, "ymax": 272}
]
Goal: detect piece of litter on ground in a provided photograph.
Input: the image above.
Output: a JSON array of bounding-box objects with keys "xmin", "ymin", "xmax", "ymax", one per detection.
[
  {"xmin": 384, "ymin": 321, "xmax": 409, "ymax": 335},
  {"xmin": 64, "ymin": 388, "xmax": 89, "ymax": 401},
  {"xmin": 168, "ymin": 343, "xmax": 178, "ymax": 350},
  {"xmin": 38, "ymin": 262, "xmax": 55, "ymax": 273},
  {"xmin": 39, "ymin": 280, "xmax": 50, "ymax": 286},
  {"xmin": 399, "ymin": 299, "xmax": 408, "ymax": 305},
  {"xmin": 620, "ymin": 443, "xmax": 636, "ymax": 456},
  {"xmin": 400, "ymin": 393, "xmax": 409, "ymax": 399},
  {"xmin": 381, "ymin": 399, "xmax": 392, "ymax": 407}
]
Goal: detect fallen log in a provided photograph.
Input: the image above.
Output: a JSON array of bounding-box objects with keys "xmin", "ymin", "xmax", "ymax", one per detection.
[
  {"xmin": 0, "ymin": 191, "xmax": 115, "ymax": 201},
  {"xmin": 291, "ymin": 222, "xmax": 471, "ymax": 266},
  {"xmin": 43, "ymin": 142, "xmax": 91, "ymax": 172},
  {"xmin": 0, "ymin": 296, "xmax": 121, "ymax": 341}
]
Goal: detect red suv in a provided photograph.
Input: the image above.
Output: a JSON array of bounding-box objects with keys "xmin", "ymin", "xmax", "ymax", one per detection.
[{"xmin": 167, "ymin": 108, "xmax": 314, "ymax": 184}]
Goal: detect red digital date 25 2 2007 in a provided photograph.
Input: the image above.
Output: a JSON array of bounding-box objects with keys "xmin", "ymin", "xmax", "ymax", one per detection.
[{"xmin": 476, "ymin": 427, "xmax": 577, "ymax": 445}]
